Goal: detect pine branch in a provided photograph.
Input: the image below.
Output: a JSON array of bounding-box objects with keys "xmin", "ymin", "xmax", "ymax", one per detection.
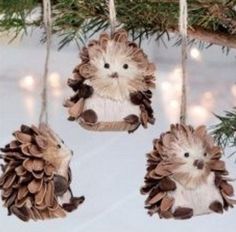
[
  {"xmin": 0, "ymin": 0, "xmax": 236, "ymax": 49},
  {"xmin": 212, "ymin": 107, "xmax": 236, "ymax": 150},
  {"xmin": 0, "ymin": 0, "xmax": 41, "ymax": 34}
]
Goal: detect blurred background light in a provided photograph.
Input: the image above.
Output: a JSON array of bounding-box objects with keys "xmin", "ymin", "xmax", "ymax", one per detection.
[
  {"xmin": 19, "ymin": 75, "xmax": 35, "ymax": 92},
  {"xmin": 190, "ymin": 48, "xmax": 201, "ymax": 61},
  {"xmin": 231, "ymin": 84, "xmax": 236, "ymax": 97}
]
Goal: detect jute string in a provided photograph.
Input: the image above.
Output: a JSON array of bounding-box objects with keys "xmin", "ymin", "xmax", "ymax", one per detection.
[
  {"xmin": 39, "ymin": 0, "xmax": 52, "ymax": 125},
  {"xmin": 179, "ymin": 0, "xmax": 188, "ymax": 124}
]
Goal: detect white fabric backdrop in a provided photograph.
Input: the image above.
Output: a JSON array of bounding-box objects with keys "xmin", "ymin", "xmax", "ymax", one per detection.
[{"xmin": 0, "ymin": 30, "xmax": 236, "ymax": 232}]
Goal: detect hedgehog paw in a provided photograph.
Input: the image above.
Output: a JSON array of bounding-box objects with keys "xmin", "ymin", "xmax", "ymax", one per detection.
[
  {"xmin": 159, "ymin": 177, "xmax": 177, "ymax": 191},
  {"xmin": 54, "ymin": 175, "xmax": 69, "ymax": 196},
  {"xmin": 129, "ymin": 92, "xmax": 143, "ymax": 105},
  {"xmin": 80, "ymin": 109, "xmax": 98, "ymax": 124},
  {"xmin": 173, "ymin": 207, "xmax": 193, "ymax": 219},
  {"xmin": 124, "ymin": 114, "xmax": 140, "ymax": 133},
  {"xmin": 209, "ymin": 201, "xmax": 223, "ymax": 214},
  {"xmin": 128, "ymin": 123, "xmax": 141, "ymax": 133},
  {"xmin": 124, "ymin": 114, "xmax": 139, "ymax": 125},
  {"xmin": 62, "ymin": 196, "xmax": 85, "ymax": 213}
]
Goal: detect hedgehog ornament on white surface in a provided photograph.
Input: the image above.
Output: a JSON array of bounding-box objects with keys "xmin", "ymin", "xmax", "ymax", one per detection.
[
  {"xmin": 65, "ymin": 29, "xmax": 156, "ymax": 132},
  {"xmin": 0, "ymin": 124, "xmax": 84, "ymax": 221},
  {"xmin": 141, "ymin": 124, "xmax": 236, "ymax": 219}
]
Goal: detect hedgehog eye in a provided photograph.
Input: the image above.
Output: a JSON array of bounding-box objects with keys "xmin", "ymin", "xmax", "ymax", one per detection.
[
  {"xmin": 123, "ymin": 64, "xmax": 128, "ymax": 69},
  {"xmin": 57, "ymin": 144, "xmax": 61, "ymax": 149},
  {"xmin": 204, "ymin": 153, "xmax": 207, "ymax": 157},
  {"xmin": 184, "ymin": 152, "xmax": 190, "ymax": 158},
  {"xmin": 104, "ymin": 63, "xmax": 110, "ymax": 69}
]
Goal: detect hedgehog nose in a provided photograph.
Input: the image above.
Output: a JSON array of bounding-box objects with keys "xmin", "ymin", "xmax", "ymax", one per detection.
[
  {"xmin": 193, "ymin": 159, "xmax": 204, "ymax": 170},
  {"xmin": 110, "ymin": 72, "xmax": 118, "ymax": 78}
]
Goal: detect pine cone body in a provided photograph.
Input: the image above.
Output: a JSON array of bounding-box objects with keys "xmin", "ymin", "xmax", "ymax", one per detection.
[
  {"xmin": 65, "ymin": 29, "xmax": 156, "ymax": 132},
  {"xmin": 141, "ymin": 124, "xmax": 235, "ymax": 219},
  {"xmin": 0, "ymin": 124, "xmax": 84, "ymax": 221}
]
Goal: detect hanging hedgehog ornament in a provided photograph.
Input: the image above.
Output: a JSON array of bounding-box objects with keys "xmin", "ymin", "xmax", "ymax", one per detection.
[
  {"xmin": 0, "ymin": 124, "xmax": 85, "ymax": 221},
  {"xmin": 141, "ymin": 0, "xmax": 235, "ymax": 220},
  {"xmin": 65, "ymin": 29, "xmax": 156, "ymax": 132},
  {"xmin": 0, "ymin": 0, "xmax": 84, "ymax": 221},
  {"xmin": 141, "ymin": 124, "xmax": 236, "ymax": 219}
]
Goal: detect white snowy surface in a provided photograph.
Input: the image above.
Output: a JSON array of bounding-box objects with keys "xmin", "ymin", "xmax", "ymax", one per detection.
[{"xmin": 0, "ymin": 30, "xmax": 236, "ymax": 232}]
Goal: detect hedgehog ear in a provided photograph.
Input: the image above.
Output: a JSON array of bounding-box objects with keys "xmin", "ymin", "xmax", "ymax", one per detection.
[
  {"xmin": 112, "ymin": 29, "xmax": 128, "ymax": 43},
  {"xmin": 79, "ymin": 63, "xmax": 96, "ymax": 79},
  {"xmin": 194, "ymin": 125, "xmax": 209, "ymax": 143},
  {"xmin": 194, "ymin": 125, "xmax": 207, "ymax": 138},
  {"xmin": 88, "ymin": 45, "xmax": 103, "ymax": 59},
  {"xmin": 99, "ymin": 32, "xmax": 109, "ymax": 50},
  {"xmin": 132, "ymin": 49, "xmax": 146, "ymax": 63},
  {"xmin": 195, "ymin": 125, "xmax": 215, "ymax": 148},
  {"xmin": 80, "ymin": 47, "xmax": 89, "ymax": 62},
  {"xmin": 144, "ymin": 63, "xmax": 156, "ymax": 76},
  {"xmin": 128, "ymin": 42, "xmax": 138, "ymax": 49},
  {"xmin": 87, "ymin": 39, "xmax": 99, "ymax": 48},
  {"xmin": 162, "ymin": 133, "xmax": 174, "ymax": 147}
]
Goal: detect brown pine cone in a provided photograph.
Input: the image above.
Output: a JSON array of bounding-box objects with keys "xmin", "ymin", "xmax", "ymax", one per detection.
[
  {"xmin": 0, "ymin": 124, "xmax": 84, "ymax": 222},
  {"xmin": 64, "ymin": 29, "xmax": 156, "ymax": 132},
  {"xmin": 141, "ymin": 124, "xmax": 235, "ymax": 219}
]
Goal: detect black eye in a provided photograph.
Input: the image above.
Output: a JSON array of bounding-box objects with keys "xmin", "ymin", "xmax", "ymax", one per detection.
[
  {"xmin": 104, "ymin": 63, "xmax": 110, "ymax": 69},
  {"xmin": 57, "ymin": 144, "xmax": 61, "ymax": 149},
  {"xmin": 204, "ymin": 153, "xmax": 207, "ymax": 157},
  {"xmin": 123, "ymin": 64, "xmax": 128, "ymax": 69},
  {"xmin": 184, "ymin": 152, "xmax": 189, "ymax": 158}
]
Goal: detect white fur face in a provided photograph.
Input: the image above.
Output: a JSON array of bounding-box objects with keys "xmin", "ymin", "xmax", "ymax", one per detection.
[
  {"xmin": 170, "ymin": 138, "xmax": 211, "ymax": 189},
  {"xmin": 42, "ymin": 126, "xmax": 73, "ymax": 178},
  {"xmin": 51, "ymin": 133, "xmax": 72, "ymax": 177},
  {"xmin": 54, "ymin": 136, "xmax": 73, "ymax": 163},
  {"xmin": 88, "ymin": 41, "xmax": 146, "ymax": 100}
]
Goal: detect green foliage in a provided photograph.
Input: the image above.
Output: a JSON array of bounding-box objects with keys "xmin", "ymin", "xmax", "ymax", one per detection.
[
  {"xmin": 0, "ymin": 0, "xmax": 40, "ymax": 35},
  {"xmin": 0, "ymin": 0, "xmax": 235, "ymax": 152},
  {"xmin": 0, "ymin": 0, "xmax": 236, "ymax": 48},
  {"xmin": 212, "ymin": 107, "xmax": 236, "ymax": 151}
]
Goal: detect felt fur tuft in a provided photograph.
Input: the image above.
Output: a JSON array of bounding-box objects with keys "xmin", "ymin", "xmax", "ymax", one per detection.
[
  {"xmin": 0, "ymin": 124, "xmax": 84, "ymax": 221},
  {"xmin": 65, "ymin": 29, "xmax": 156, "ymax": 132},
  {"xmin": 141, "ymin": 124, "xmax": 235, "ymax": 219}
]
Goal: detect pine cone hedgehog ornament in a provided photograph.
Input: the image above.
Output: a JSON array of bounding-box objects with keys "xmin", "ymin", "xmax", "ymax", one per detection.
[
  {"xmin": 141, "ymin": 124, "xmax": 236, "ymax": 219},
  {"xmin": 65, "ymin": 29, "xmax": 156, "ymax": 132},
  {"xmin": 0, "ymin": 124, "xmax": 84, "ymax": 222}
]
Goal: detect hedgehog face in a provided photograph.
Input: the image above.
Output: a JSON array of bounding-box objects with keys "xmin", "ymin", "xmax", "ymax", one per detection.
[
  {"xmin": 159, "ymin": 125, "xmax": 217, "ymax": 189},
  {"xmin": 91, "ymin": 41, "xmax": 141, "ymax": 81},
  {"xmin": 171, "ymin": 139, "xmax": 211, "ymax": 189},
  {"xmin": 88, "ymin": 40, "xmax": 146, "ymax": 101},
  {"xmin": 40, "ymin": 124, "xmax": 72, "ymax": 178},
  {"xmin": 77, "ymin": 30, "xmax": 156, "ymax": 101}
]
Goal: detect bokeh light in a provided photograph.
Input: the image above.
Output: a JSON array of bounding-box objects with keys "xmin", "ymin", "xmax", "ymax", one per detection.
[
  {"xmin": 19, "ymin": 75, "xmax": 35, "ymax": 92},
  {"xmin": 231, "ymin": 84, "xmax": 236, "ymax": 97},
  {"xmin": 190, "ymin": 48, "xmax": 201, "ymax": 61}
]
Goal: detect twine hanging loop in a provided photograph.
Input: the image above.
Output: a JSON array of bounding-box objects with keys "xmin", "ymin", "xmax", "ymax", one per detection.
[
  {"xmin": 179, "ymin": 0, "xmax": 188, "ymax": 124},
  {"xmin": 108, "ymin": 0, "xmax": 117, "ymax": 35},
  {"xmin": 39, "ymin": 0, "xmax": 52, "ymax": 125}
]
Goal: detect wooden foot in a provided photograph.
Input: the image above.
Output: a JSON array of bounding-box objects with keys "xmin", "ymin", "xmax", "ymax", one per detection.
[
  {"xmin": 173, "ymin": 207, "xmax": 193, "ymax": 219},
  {"xmin": 62, "ymin": 196, "xmax": 85, "ymax": 213},
  {"xmin": 209, "ymin": 201, "xmax": 223, "ymax": 214},
  {"xmin": 80, "ymin": 109, "xmax": 98, "ymax": 124},
  {"xmin": 124, "ymin": 114, "xmax": 139, "ymax": 125}
]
